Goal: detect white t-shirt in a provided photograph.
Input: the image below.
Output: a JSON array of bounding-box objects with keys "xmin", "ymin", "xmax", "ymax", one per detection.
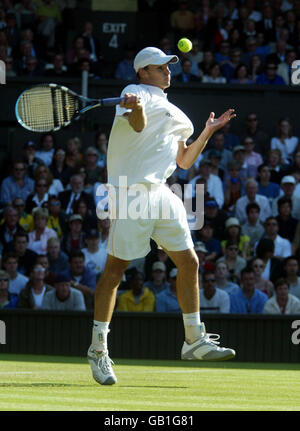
[
  {"xmin": 270, "ymin": 136, "xmax": 298, "ymax": 163},
  {"xmin": 200, "ymin": 287, "xmax": 230, "ymax": 313},
  {"xmin": 107, "ymin": 83, "xmax": 194, "ymax": 186},
  {"xmin": 82, "ymin": 243, "xmax": 107, "ymax": 275},
  {"xmin": 9, "ymin": 273, "xmax": 29, "ymax": 295},
  {"xmin": 31, "ymin": 285, "xmax": 46, "ymax": 308}
]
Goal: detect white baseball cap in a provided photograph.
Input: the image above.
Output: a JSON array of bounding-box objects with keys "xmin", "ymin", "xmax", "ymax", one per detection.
[
  {"xmin": 281, "ymin": 175, "xmax": 296, "ymax": 185},
  {"xmin": 133, "ymin": 47, "xmax": 178, "ymax": 72}
]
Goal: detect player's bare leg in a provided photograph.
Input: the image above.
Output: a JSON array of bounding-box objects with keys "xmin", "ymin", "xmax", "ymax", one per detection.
[
  {"xmin": 164, "ymin": 247, "xmax": 235, "ymax": 361},
  {"xmin": 88, "ymin": 254, "xmax": 130, "ymax": 385}
]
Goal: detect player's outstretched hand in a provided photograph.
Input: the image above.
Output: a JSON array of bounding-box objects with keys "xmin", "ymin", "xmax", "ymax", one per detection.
[
  {"xmin": 205, "ymin": 109, "xmax": 236, "ymax": 132},
  {"xmin": 120, "ymin": 93, "xmax": 143, "ymax": 110}
]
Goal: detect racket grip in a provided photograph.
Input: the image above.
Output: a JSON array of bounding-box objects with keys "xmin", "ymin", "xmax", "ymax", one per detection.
[{"xmin": 101, "ymin": 97, "xmax": 125, "ymax": 107}]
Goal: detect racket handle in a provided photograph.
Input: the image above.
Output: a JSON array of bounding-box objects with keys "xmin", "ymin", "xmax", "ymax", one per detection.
[{"xmin": 100, "ymin": 97, "xmax": 125, "ymax": 107}]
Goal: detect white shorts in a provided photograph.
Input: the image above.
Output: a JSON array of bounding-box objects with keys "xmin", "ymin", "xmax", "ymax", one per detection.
[{"xmin": 107, "ymin": 184, "xmax": 193, "ymax": 261}]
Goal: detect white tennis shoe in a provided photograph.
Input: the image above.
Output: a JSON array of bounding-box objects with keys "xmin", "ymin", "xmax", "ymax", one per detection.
[
  {"xmin": 181, "ymin": 323, "xmax": 236, "ymax": 361},
  {"xmin": 87, "ymin": 346, "xmax": 117, "ymax": 385}
]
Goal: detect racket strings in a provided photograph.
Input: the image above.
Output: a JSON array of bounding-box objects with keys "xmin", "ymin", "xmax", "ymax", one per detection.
[{"xmin": 17, "ymin": 86, "xmax": 78, "ymax": 132}]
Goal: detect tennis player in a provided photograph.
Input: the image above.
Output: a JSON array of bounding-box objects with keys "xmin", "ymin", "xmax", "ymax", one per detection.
[{"xmin": 88, "ymin": 47, "xmax": 236, "ymax": 385}]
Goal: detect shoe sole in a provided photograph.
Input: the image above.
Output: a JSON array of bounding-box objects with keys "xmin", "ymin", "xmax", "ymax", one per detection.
[{"xmin": 181, "ymin": 352, "xmax": 236, "ymax": 361}]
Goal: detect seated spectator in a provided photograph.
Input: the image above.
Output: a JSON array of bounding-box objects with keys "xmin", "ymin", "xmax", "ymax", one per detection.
[
  {"xmin": 94, "ymin": 130, "xmax": 108, "ymax": 169},
  {"xmin": 272, "ymin": 175, "xmax": 300, "ymax": 220},
  {"xmin": 49, "ymin": 147, "xmax": 73, "ymax": 187},
  {"xmin": 73, "ymin": 164, "xmax": 94, "ymax": 195},
  {"xmin": 242, "ymin": 136, "xmax": 263, "ymax": 177},
  {"xmin": 270, "ymin": 118, "xmax": 299, "ymax": 164},
  {"xmin": 42, "ymin": 272, "xmax": 86, "ymax": 311},
  {"xmin": 263, "ymin": 277, "xmax": 300, "ymax": 314},
  {"xmin": 283, "ymin": 256, "xmax": 300, "ymax": 300},
  {"xmin": 35, "ymin": 133, "xmax": 55, "ymax": 166},
  {"xmin": 215, "ymin": 40, "xmax": 230, "ymax": 65},
  {"xmin": 194, "ymin": 241, "xmax": 209, "ymax": 277},
  {"xmin": 61, "ymin": 214, "xmax": 86, "ymax": 255},
  {"xmin": 257, "ymin": 164, "xmax": 281, "ymax": 204},
  {"xmin": 44, "ymin": 53, "xmax": 69, "ymax": 77},
  {"xmin": 256, "ymin": 61, "xmax": 286, "ymax": 85},
  {"xmin": 22, "ymin": 140, "xmax": 44, "ymax": 179},
  {"xmin": 0, "ymin": 270, "xmax": 18, "ymax": 309},
  {"xmin": 11, "ymin": 197, "xmax": 33, "ymax": 232},
  {"xmin": 117, "ymin": 271, "xmax": 155, "ymax": 312},
  {"xmin": 58, "ymin": 174, "xmax": 95, "ymax": 215},
  {"xmin": 202, "ymin": 62, "xmax": 226, "ymax": 83},
  {"xmin": 241, "ymin": 112, "xmax": 270, "ymax": 160},
  {"xmin": 250, "ymin": 257, "xmax": 274, "ymax": 298},
  {"xmin": 27, "ymin": 207, "xmax": 57, "ymax": 255},
  {"xmin": 223, "ymin": 161, "xmax": 244, "ymax": 214},
  {"xmin": 267, "ymin": 149, "xmax": 289, "ymax": 184},
  {"xmin": 22, "ymin": 55, "xmax": 43, "ymax": 76},
  {"xmin": 155, "ymin": 268, "xmax": 180, "ymax": 312},
  {"xmin": 275, "ymin": 196, "xmax": 299, "ymax": 242},
  {"xmin": 241, "ymin": 37, "xmax": 260, "ymax": 68},
  {"xmin": 214, "ymin": 261, "xmax": 240, "ymax": 295},
  {"xmin": 256, "ymin": 238, "xmax": 283, "ymax": 283},
  {"xmin": 207, "ymin": 150, "xmax": 225, "ymax": 180},
  {"xmin": 203, "ymin": 131, "xmax": 232, "ymax": 171},
  {"xmin": 114, "ymin": 44, "xmax": 136, "ymax": 81},
  {"xmin": 221, "ymin": 217, "xmax": 250, "ymax": 259},
  {"xmin": 185, "ymin": 159, "xmax": 224, "ymax": 209},
  {"xmin": 241, "ymin": 202, "xmax": 265, "ymax": 253},
  {"xmin": 66, "ymin": 35, "xmax": 90, "ymax": 66},
  {"xmin": 3, "ymin": 231, "xmax": 37, "ymax": 276},
  {"xmin": 65, "ymin": 137, "xmax": 83, "ymax": 169},
  {"xmin": 193, "ymin": 220, "xmax": 221, "ymax": 262},
  {"xmin": 170, "ymin": 0, "xmax": 195, "ymax": 41},
  {"xmin": 47, "ymin": 195, "xmax": 67, "ymax": 239},
  {"xmin": 200, "ymin": 270, "xmax": 230, "ymax": 313},
  {"xmin": 277, "ymin": 49, "xmax": 297, "ymax": 84},
  {"xmin": 235, "ymin": 179, "xmax": 271, "ymax": 224},
  {"xmin": 36, "ymin": 0, "xmax": 62, "ymax": 50},
  {"xmin": 0, "ymin": 160, "xmax": 34, "ymax": 206},
  {"xmin": 35, "ymin": 253, "xmax": 56, "ymax": 286},
  {"xmin": 262, "ymin": 216, "xmax": 292, "ymax": 259},
  {"xmin": 230, "ymin": 63, "xmax": 254, "ymax": 84},
  {"xmin": 25, "ymin": 178, "xmax": 49, "ymax": 214},
  {"xmin": 203, "ymin": 198, "xmax": 228, "ymax": 241},
  {"xmin": 82, "ymin": 228, "xmax": 107, "ymax": 278},
  {"xmin": 221, "ymin": 121, "xmax": 240, "ymax": 151},
  {"xmin": 80, "ymin": 20, "xmax": 101, "ymax": 63},
  {"xmin": 255, "ymin": 32, "xmax": 271, "ymax": 59},
  {"xmin": 47, "ymin": 236, "xmax": 69, "ymax": 275},
  {"xmin": 83, "ymin": 146, "xmax": 104, "ymax": 186},
  {"xmin": 73, "ymin": 198, "xmax": 98, "ymax": 234},
  {"xmin": 249, "ymin": 54, "xmax": 264, "ymax": 81},
  {"xmin": 0, "ymin": 206, "xmax": 25, "ymax": 251},
  {"xmin": 144, "ymin": 261, "xmax": 169, "ymax": 295},
  {"xmin": 216, "ymin": 240, "xmax": 247, "ymax": 282},
  {"xmin": 231, "ymin": 145, "xmax": 257, "ymax": 180},
  {"xmin": 61, "ymin": 250, "xmax": 97, "ymax": 309},
  {"xmin": 33, "ymin": 164, "xmax": 63, "ymax": 197},
  {"xmin": 230, "ymin": 267, "xmax": 268, "ymax": 313},
  {"xmin": 198, "ymin": 50, "xmax": 215, "ymax": 79},
  {"xmin": 221, "ymin": 48, "xmax": 242, "ymax": 82},
  {"xmin": 2, "ymin": 252, "xmax": 28, "ymax": 296},
  {"xmin": 18, "ymin": 263, "xmax": 53, "ymax": 309},
  {"xmin": 175, "ymin": 58, "xmax": 201, "ymax": 82}
]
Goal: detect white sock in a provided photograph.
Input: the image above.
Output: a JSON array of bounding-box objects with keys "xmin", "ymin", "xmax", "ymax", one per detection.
[
  {"xmin": 91, "ymin": 320, "xmax": 109, "ymax": 351},
  {"xmin": 182, "ymin": 312, "xmax": 202, "ymax": 344}
]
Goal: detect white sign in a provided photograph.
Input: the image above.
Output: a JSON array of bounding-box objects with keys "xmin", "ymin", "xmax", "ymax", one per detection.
[{"xmin": 0, "ymin": 60, "xmax": 5, "ymax": 84}]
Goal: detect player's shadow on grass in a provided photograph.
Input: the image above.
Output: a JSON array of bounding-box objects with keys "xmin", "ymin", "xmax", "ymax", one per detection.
[
  {"xmin": 0, "ymin": 383, "xmax": 91, "ymax": 388},
  {"xmin": 121, "ymin": 385, "xmax": 188, "ymax": 389}
]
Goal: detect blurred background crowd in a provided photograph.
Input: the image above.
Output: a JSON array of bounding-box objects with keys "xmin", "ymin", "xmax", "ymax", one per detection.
[{"xmin": 1, "ymin": 0, "xmax": 300, "ymax": 316}]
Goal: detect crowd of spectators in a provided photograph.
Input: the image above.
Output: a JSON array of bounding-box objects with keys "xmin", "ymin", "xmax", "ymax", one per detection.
[
  {"xmin": 0, "ymin": 111, "xmax": 300, "ymax": 315},
  {"xmin": 0, "ymin": 0, "xmax": 300, "ymax": 84},
  {"xmin": 1, "ymin": 0, "xmax": 300, "ymax": 316}
]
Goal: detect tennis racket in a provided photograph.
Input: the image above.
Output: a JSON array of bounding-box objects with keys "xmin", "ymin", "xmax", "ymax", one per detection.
[{"xmin": 15, "ymin": 83, "xmax": 124, "ymax": 132}]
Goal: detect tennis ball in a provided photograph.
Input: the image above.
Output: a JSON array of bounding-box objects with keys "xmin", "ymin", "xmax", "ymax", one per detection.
[{"xmin": 177, "ymin": 38, "xmax": 193, "ymax": 53}]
